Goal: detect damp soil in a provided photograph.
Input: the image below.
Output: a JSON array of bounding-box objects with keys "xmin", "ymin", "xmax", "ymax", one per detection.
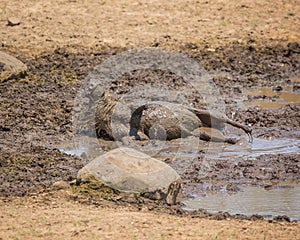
[{"xmin": 0, "ymin": 42, "xmax": 300, "ymax": 222}]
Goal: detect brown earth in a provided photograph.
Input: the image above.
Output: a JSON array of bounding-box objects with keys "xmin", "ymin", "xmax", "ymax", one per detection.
[
  {"xmin": 2, "ymin": 189, "xmax": 299, "ymax": 240},
  {"xmin": 0, "ymin": 0, "xmax": 300, "ymax": 239}
]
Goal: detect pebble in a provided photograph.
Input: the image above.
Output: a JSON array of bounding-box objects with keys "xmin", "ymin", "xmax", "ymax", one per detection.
[{"xmin": 7, "ymin": 17, "xmax": 21, "ymax": 26}]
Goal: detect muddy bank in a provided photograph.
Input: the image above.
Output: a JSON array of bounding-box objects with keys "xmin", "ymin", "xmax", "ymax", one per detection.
[
  {"xmin": 183, "ymin": 153, "xmax": 300, "ymax": 186},
  {"xmin": 0, "ymin": 42, "xmax": 299, "ymax": 204}
]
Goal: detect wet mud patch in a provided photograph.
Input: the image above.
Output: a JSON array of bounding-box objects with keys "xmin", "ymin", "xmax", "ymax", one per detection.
[
  {"xmin": 183, "ymin": 154, "xmax": 299, "ymax": 185},
  {"xmin": 189, "ymin": 41, "xmax": 300, "ymax": 90},
  {"xmin": 106, "ymin": 69, "xmax": 207, "ymax": 108},
  {"xmin": 229, "ymin": 104, "xmax": 300, "ymax": 138},
  {"xmin": 246, "ymin": 86, "xmax": 300, "ymax": 109},
  {"xmin": 0, "ymin": 147, "xmax": 83, "ymax": 197},
  {"xmin": 0, "ymin": 47, "xmax": 120, "ymax": 196}
]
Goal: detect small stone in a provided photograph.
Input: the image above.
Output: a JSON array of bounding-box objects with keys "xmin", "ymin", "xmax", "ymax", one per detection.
[
  {"xmin": 7, "ymin": 17, "xmax": 21, "ymax": 26},
  {"xmin": 207, "ymin": 48, "xmax": 216, "ymax": 52},
  {"xmin": 273, "ymin": 86, "xmax": 283, "ymax": 91}
]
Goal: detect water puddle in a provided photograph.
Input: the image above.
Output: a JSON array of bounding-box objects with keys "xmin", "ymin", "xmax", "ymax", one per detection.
[
  {"xmin": 182, "ymin": 184, "xmax": 300, "ymax": 221},
  {"xmin": 151, "ymin": 137, "xmax": 300, "ymax": 161},
  {"xmin": 57, "ymin": 136, "xmax": 118, "ymax": 163},
  {"xmin": 246, "ymin": 86, "xmax": 300, "ymax": 108},
  {"xmin": 217, "ymin": 137, "xmax": 300, "ymax": 160}
]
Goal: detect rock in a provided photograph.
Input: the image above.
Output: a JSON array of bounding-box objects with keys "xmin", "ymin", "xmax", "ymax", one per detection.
[
  {"xmin": 273, "ymin": 86, "xmax": 283, "ymax": 91},
  {"xmin": 0, "ymin": 51, "xmax": 27, "ymax": 82},
  {"xmin": 77, "ymin": 147, "xmax": 182, "ymax": 204},
  {"xmin": 7, "ymin": 17, "xmax": 21, "ymax": 26}
]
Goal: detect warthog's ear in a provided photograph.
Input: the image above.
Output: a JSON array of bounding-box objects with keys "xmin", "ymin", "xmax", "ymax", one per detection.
[
  {"xmin": 100, "ymin": 90, "xmax": 111, "ymax": 98},
  {"xmin": 100, "ymin": 90, "xmax": 120, "ymax": 102}
]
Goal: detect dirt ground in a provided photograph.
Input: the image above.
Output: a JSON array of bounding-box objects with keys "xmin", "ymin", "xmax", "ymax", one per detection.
[
  {"xmin": 2, "ymin": 190, "xmax": 299, "ymax": 240},
  {"xmin": 0, "ymin": 0, "xmax": 300, "ymax": 239}
]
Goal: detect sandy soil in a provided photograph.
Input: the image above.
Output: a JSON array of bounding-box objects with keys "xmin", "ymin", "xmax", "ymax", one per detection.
[
  {"xmin": 0, "ymin": 0, "xmax": 300, "ymax": 239},
  {"xmin": 1, "ymin": 0, "xmax": 299, "ymax": 54},
  {"xmin": 1, "ymin": 190, "xmax": 300, "ymax": 240}
]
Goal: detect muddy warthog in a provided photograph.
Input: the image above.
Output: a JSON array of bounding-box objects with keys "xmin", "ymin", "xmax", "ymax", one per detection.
[{"xmin": 95, "ymin": 91, "xmax": 252, "ymax": 144}]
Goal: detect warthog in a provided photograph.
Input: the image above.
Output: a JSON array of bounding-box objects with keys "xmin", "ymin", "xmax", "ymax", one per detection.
[{"xmin": 95, "ymin": 91, "xmax": 252, "ymax": 144}]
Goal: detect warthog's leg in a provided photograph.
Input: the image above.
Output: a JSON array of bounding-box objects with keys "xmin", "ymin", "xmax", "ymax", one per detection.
[
  {"xmin": 192, "ymin": 127, "xmax": 238, "ymax": 144},
  {"xmin": 189, "ymin": 108, "xmax": 253, "ymax": 143}
]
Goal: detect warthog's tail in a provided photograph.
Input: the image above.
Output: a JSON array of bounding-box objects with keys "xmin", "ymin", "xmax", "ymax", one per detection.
[{"xmin": 189, "ymin": 108, "xmax": 253, "ymax": 143}]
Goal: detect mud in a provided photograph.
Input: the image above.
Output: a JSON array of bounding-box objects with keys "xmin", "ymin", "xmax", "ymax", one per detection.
[
  {"xmin": 0, "ymin": 42, "xmax": 299, "ymax": 220},
  {"xmin": 183, "ymin": 153, "xmax": 299, "ymax": 185}
]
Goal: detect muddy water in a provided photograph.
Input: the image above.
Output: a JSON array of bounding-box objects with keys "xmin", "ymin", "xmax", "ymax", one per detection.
[
  {"xmin": 61, "ymin": 135, "xmax": 300, "ymax": 170},
  {"xmin": 247, "ymin": 86, "xmax": 300, "ymax": 108},
  {"xmin": 182, "ymin": 184, "xmax": 300, "ymax": 222},
  {"xmin": 217, "ymin": 137, "xmax": 300, "ymax": 160}
]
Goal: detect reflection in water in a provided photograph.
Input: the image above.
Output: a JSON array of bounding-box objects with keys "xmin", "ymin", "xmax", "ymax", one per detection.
[{"xmin": 183, "ymin": 185, "xmax": 300, "ymax": 221}]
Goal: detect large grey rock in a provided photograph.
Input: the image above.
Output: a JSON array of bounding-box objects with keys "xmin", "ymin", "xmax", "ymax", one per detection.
[
  {"xmin": 77, "ymin": 147, "xmax": 182, "ymax": 205},
  {"xmin": 0, "ymin": 51, "xmax": 27, "ymax": 82}
]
